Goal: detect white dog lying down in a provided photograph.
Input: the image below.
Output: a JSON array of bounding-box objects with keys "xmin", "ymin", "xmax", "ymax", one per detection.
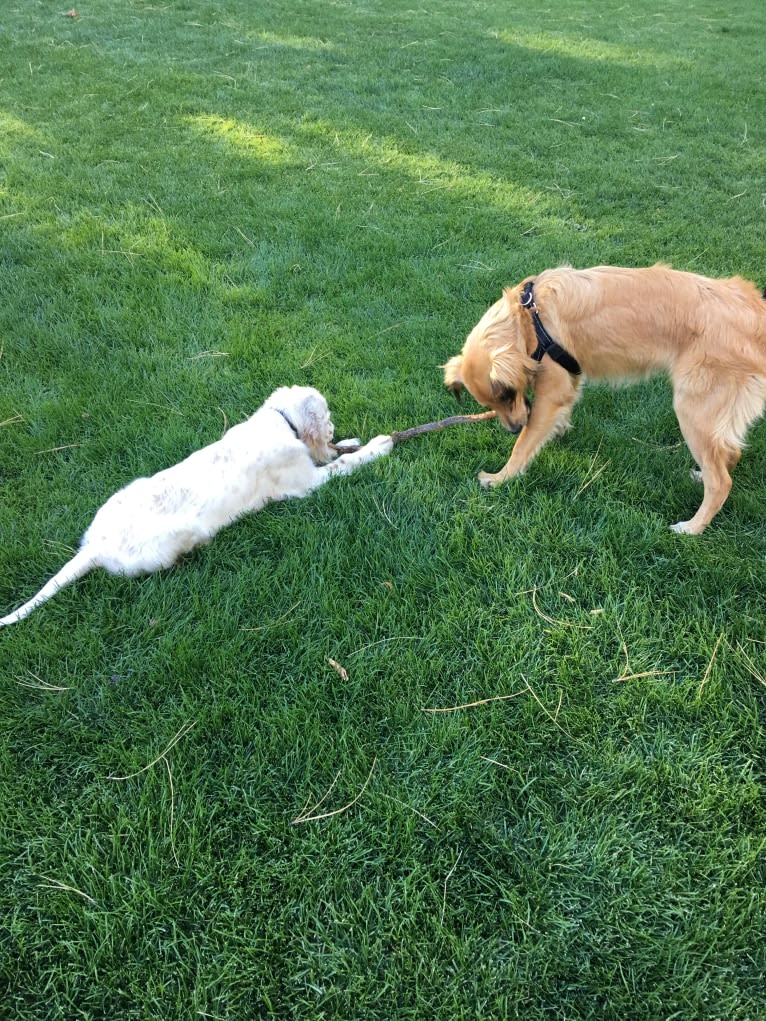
[{"xmin": 0, "ymin": 386, "xmax": 393, "ymax": 626}]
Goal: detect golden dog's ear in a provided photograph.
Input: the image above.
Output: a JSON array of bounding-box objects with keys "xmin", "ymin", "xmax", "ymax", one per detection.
[
  {"xmin": 488, "ymin": 345, "xmax": 520, "ymax": 389},
  {"xmin": 502, "ymin": 286, "xmax": 518, "ymax": 308},
  {"xmin": 442, "ymin": 355, "xmax": 465, "ymax": 402}
]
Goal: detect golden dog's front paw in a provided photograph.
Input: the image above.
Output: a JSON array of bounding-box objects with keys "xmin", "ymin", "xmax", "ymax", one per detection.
[
  {"xmin": 670, "ymin": 519, "xmax": 704, "ymax": 536},
  {"xmin": 478, "ymin": 470, "xmax": 503, "ymax": 488}
]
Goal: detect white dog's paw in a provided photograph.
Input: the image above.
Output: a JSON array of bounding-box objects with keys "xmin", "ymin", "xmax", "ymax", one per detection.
[
  {"xmin": 364, "ymin": 434, "xmax": 394, "ymax": 457},
  {"xmin": 689, "ymin": 468, "xmax": 703, "ymax": 484},
  {"xmin": 333, "ymin": 438, "xmax": 362, "ymax": 454}
]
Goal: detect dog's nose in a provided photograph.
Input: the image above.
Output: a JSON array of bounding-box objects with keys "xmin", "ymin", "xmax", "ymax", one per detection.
[{"xmin": 501, "ymin": 420, "xmax": 523, "ymax": 434}]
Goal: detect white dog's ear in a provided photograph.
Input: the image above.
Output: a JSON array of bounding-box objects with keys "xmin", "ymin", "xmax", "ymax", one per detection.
[
  {"xmin": 295, "ymin": 392, "xmax": 332, "ymax": 460},
  {"xmin": 299, "ymin": 399, "xmax": 323, "ymax": 443},
  {"xmin": 442, "ymin": 355, "xmax": 465, "ymax": 401}
]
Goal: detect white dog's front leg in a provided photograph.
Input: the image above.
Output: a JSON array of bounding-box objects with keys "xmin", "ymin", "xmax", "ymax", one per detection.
[
  {"xmin": 311, "ymin": 434, "xmax": 393, "ymax": 488},
  {"xmin": 332, "ymin": 438, "xmax": 362, "ymax": 455}
]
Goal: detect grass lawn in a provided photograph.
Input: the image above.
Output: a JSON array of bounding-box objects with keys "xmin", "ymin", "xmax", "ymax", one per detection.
[{"xmin": 1, "ymin": 0, "xmax": 765, "ymax": 1017}]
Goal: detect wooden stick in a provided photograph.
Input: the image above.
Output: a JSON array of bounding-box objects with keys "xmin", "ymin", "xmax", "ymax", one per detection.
[
  {"xmin": 331, "ymin": 410, "xmax": 496, "ymax": 454},
  {"xmin": 391, "ymin": 410, "xmax": 496, "ymax": 444}
]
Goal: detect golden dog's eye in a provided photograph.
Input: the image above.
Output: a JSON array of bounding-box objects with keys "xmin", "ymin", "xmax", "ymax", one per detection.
[{"xmin": 494, "ymin": 385, "xmax": 516, "ymax": 404}]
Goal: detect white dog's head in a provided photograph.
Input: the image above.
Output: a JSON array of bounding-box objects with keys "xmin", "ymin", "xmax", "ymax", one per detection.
[{"xmin": 265, "ymin": 386, "xmax": 336, "ymax": 464}]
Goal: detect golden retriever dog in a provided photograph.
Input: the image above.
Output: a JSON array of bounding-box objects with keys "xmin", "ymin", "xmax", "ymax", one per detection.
[{"xmin": 443, "ymin": 265, "xmax": 766, "ymax": 534}]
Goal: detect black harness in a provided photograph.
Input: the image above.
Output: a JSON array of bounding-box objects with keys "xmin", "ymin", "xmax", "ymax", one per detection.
[{"xmin": 520, "ymin": 280, "xmax": 582, "ymax": 376}]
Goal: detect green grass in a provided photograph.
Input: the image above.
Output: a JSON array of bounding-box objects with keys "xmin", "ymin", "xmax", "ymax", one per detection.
[{"xmin": 1, "ymin": 0, "xmax": 765, "ymax": 1017}]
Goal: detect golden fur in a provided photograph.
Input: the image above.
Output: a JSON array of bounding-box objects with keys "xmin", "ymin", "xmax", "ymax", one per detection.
[{"xmin": 443, "ymin": 264, "xmax": 766, "ymax": 533}]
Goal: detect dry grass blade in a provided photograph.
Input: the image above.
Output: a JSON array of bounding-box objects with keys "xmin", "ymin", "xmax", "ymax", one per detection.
[
  {"xmin": 615, "ymin": 617, "xmax": 632, "ymax": 676},
  {"xmin": 630, "ymin": 436, "xmax": 684, "ymax": 450},
  {"xmin": 107, "ymin": 721, "xmax": 196, "ymax": 781},
  {"xmin": 423, "ymin": 688, "xmax": 527, "ymax": 713},
  {"xmin": 350, "ymin": 636, "xmax": 423, "ymax": 656},
  {"xmin": 163, "ymin": 755, "xmax": 179, "ymax": 866},
  {"xmin": 292, "ymin": 758, "xmax": 377, "ymax": 824},
  {"xmin": 522, "ymin": 674, "xmax": 572, "ymax": 738},
  {"xmin": 327, "ymin": 658, "xmax": 349, "ymax": 681},
  {"xmin": 233, "ymin": 225, "xmax": 255, "ymax": 246},
  {"xmin": 217, "ymin": 406, "xmax": 229, "ymax": 438},
  {"xmin": 531, "ymin": 587, "xmax": 593, "ymax": 630},
  {"xmin": 441, "ymin": 849, "xmax": 463, "ymax": 923},
  {"xmin": 697, "ymin": 633, "xmax": 724, "ymax": 699},
  {"xmin": 126, "ymin": 399, "xmax": 183, "ymax": 416},
  {"xmin": 43, "ymin": 539, "xmax": 76, "ymax": 555},
  {"xmin": 15, "ymin": 672, "xmax": 71, "ymax": 692},
  {"xmin": 371, "ymin": 494, "xmax": 394, "ymax": 526},
  {"xmin": 34, "ymin": 443, "xmax": 82, "ymax": 455},
  {"xmin": 574, "ymin": 441, "xmax": 610, "ymax": 499},
  {"xmin": 480, "ymin": 756, "xmax": 515, "ymax": 770},
  {"xmin": 107, "ymin": 722, "xmax": 195, "ymax": 866},
  {"xmin": 37, "ymin": 875, "xmax": 97, "ymax": 906},
  {"xmin": 240, "ymin": 601, "xmax": 301, "ymax": 633},
  {"xmin": 368, "ymin": 323, "xmax": 402, "ymax": 339},
  {"xmin": 294, "ymin": 770, "xmax": 342, "ymax": 822},
  {"xmin": 300, "ymin": 345, "xmax": 331, "ymax": 368},
  {"xmin": 736, "ymin": 642, "xmax": 766, "ymax": 688},
  {"xmin": 612, "ymin": 670, "xmax": 676, "ymax": 683},
  {"xmin": 553, "ymin": 688, "xmax": 564, "ymax": 721},
  {"xmin": 379, "ymin": 792, "xmax": 437, "ymax": 828}
]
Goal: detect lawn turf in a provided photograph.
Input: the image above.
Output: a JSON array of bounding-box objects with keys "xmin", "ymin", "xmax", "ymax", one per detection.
[{"xmin": 1, "ymin": 1, "xmax": 765, "ymax": 1018}]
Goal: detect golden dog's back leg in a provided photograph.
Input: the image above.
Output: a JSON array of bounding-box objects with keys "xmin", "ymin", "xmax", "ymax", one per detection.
[
  {"xmin": 672, "ymin": 394, "xmax": 737, "ymax": 535},
  {"xmin": 479, "ymin": 363, "xmax": 580, "ymax": 487},
  {"xmin": 672, "ymin": 369, "xmax": 766, "ymax": 533}
]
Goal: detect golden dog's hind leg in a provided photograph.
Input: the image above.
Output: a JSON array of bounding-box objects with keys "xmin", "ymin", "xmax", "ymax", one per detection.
[
  {"xmin": 671, "ymin": 405, "xmax": 735, "ymax": 534},
  {"xmin": 672, "ymin": 459, "xmax": 732, "ymax": 534},
  {"xmin": 479, "ymin": 368, "xmax": 580, "ymax": 488},
  {"xmin": 690, "ymin": 447, "xmax": 741, "ymax": 484}
]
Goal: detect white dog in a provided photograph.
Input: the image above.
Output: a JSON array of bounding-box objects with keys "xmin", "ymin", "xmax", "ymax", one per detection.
[{"xmin": 0, "ymin": 386, "xmax": 393, "ymax": 626}]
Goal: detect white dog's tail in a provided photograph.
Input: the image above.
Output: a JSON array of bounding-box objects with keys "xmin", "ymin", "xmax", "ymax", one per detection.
[{"xmin": 0, "ymin": 549, "xmax": 98, "ymax": 626}]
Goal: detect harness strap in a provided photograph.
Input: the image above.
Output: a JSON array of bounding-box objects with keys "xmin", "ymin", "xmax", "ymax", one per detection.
[
  {"xmin": 520, "ymin": 280, "xmax": 582, "ymax": 376},
  {"xmin": 274, "ymin": 407, "xmax": 301, "ymax": 439}
]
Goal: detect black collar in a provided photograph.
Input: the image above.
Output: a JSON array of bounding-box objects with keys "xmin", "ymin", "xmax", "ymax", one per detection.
[
  {"xmin": 274, "ymin": 407, "xmax": 301, "ymax": 439},
  {"xmin": 520, "ymin": 280, "xmax": 582, "ymax": 376}
]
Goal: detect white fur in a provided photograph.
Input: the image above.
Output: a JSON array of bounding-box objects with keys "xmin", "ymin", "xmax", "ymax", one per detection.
[{"xmin": 0, "ymin": 386, "xmax": 393, "ymax": 626}]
